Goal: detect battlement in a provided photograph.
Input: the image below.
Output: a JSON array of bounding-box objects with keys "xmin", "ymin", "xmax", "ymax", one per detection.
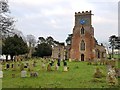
[{"xmin": 75, "ymin": 10, "xmax": 92, "ymax": 15}]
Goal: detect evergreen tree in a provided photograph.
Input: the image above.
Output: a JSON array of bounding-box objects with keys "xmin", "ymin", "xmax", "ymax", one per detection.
[{"xmin": 2, "ymin": 34, "xmax": 29, "ymax": 60}]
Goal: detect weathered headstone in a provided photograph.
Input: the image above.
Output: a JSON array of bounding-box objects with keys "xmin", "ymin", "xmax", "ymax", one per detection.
[
  {"xmin": 21, "ymin": 70, "xmax": 27, "ymax": 78},
  {"xmin": 106, "ymin": 66, "xmax": 118, "ymax": 85},
  {"xmin": 0, "ymin": 71, "xmax": 3, "ymax": 78}
]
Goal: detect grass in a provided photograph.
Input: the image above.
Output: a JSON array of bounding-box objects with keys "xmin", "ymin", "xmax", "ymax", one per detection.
[{"xmin": 1, "ymin": 58, "xmax": 120, "ymax": 88}]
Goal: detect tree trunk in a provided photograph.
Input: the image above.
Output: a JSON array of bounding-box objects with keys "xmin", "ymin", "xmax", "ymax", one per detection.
[
  {"xmin": 10, "ymin": 55, "xmax": 14, "ymax": 61},
  {"xmin": 112, "ymin": 46, "xmax": 114, "ymax": 58},
  {"xmin": 6, "ymin": 55, "xmax": 8, "ymax": 62}
]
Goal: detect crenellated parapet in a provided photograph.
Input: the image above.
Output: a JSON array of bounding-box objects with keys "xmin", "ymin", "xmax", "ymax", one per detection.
[{"xmin": 75, "ymin": 10, "xmax": 92, "ymax": 15}]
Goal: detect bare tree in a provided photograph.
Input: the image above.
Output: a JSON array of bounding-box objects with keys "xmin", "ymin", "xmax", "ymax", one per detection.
[
  {"xmin": 26, "ymin": 34, "xmax": 36, "ymax": 58},
  {"xmin": 0, "ymin": 0, "xmax": 15, "ymax": 38}
]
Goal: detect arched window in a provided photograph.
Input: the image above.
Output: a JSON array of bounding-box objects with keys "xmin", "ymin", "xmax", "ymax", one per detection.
[
  {"xmin": 81, "ymin": 26, "xmax": 85, "ymax": 35},
  {"xmin": 96, "ymin": 49, "xmax": 100, "ymax": 58},
  {"xmin": 81, "ymin": 40, "xmax": 85, "ymax": 51}
]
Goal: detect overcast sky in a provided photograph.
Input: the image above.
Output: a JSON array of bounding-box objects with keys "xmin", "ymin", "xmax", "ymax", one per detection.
[{"xmin": 8, "ymin": 0, "xmax": 119, "ymax": 44}]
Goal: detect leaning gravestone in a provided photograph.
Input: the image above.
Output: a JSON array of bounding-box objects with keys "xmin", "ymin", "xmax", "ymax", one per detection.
[{"xmin": 21, "ymin": 70, "xmax": 27, "ymax": 78}]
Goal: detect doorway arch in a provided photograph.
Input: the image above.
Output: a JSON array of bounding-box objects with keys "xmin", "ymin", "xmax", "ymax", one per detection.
[{"xmin": 81, "ymin": 54, "xmax": 84, "ymax": 61}]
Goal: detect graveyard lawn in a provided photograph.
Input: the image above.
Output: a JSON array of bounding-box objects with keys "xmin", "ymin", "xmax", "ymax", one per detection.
[{"xmin": 2, "ymin": 58, "xmax": 120, "ymax": 88}]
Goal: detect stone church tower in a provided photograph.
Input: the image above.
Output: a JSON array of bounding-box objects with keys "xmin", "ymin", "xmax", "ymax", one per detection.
[
  {"xmin": 70, "ymin": 11, "xmax": 96, "ymax": 61},
  {"xmin": 52, "ymin": 10, "xmax": 106, "ymax": 61}
]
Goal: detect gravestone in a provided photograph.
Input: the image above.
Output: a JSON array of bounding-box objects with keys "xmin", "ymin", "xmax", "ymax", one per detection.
[
  {"xmin": 0, "ymin": 64, "xmax": 2, "ymax": 71},
  {"xmin": 57, "ymin": 58, "xmax": 61, "ymax": 66},
  {"xmin": 63, "ymin": 66, "xmax": 68, "ymax": 72},
  {"xmin": 6, "ymin": 63, "xmax": 10, "ymax": 69},
  {"xmin": 63, "ymin": 60, "xmax": 67, "ymax": 66},
  {"xmin": 117, "ymin": 68, "xmax": 120, "ymax": 77},
  {"xmin": 30, "ymin": 72, "xmax": 38, "ymax": 77},
  {"xmin": 11, "ymin": 63, "xmax": 14, "ymax": 68},
  {"xmin": 24, "ymin": 63, "xmax": 27, "ymax": 68},
  {"xmin": 94, "ymin": 67, "xmax": 103, "ymax": 78},
  {"xmin": 21, "ymin": 70, "xmax": 27, "ymax": 78},
  {"xmin": 47, "ymin": 64, "xmax": 51, "ymax": 71},
  {"xmin": 115, "ymin": 68, "xmax": 120, "ymax": 77},
  {"xmin": 106, "ymin": 66, "xmax": 118, "ymax": 85},
  {"xmin": 0, "ymin": 71, "xmax": 3, "ymax": 78},
  {"xmin": 63, "ymin": 60, "xmax": 68, "ymax": 72},
  {"xmin": 42, "ymin": 63, "xmax": 45, "ymax": 70},
  {"xmin": 69, "ymin": 59, "xmax": 72, "ymax": 62},
  {"xmin": 55, "ymin": 63, "xmax": 59, "ymax": 71}
]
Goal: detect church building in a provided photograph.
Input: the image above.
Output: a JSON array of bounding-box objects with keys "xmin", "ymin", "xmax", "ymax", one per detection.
[{"xmin": 70, "ymin": 11, "xmax": 106, "ymax": 61}]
